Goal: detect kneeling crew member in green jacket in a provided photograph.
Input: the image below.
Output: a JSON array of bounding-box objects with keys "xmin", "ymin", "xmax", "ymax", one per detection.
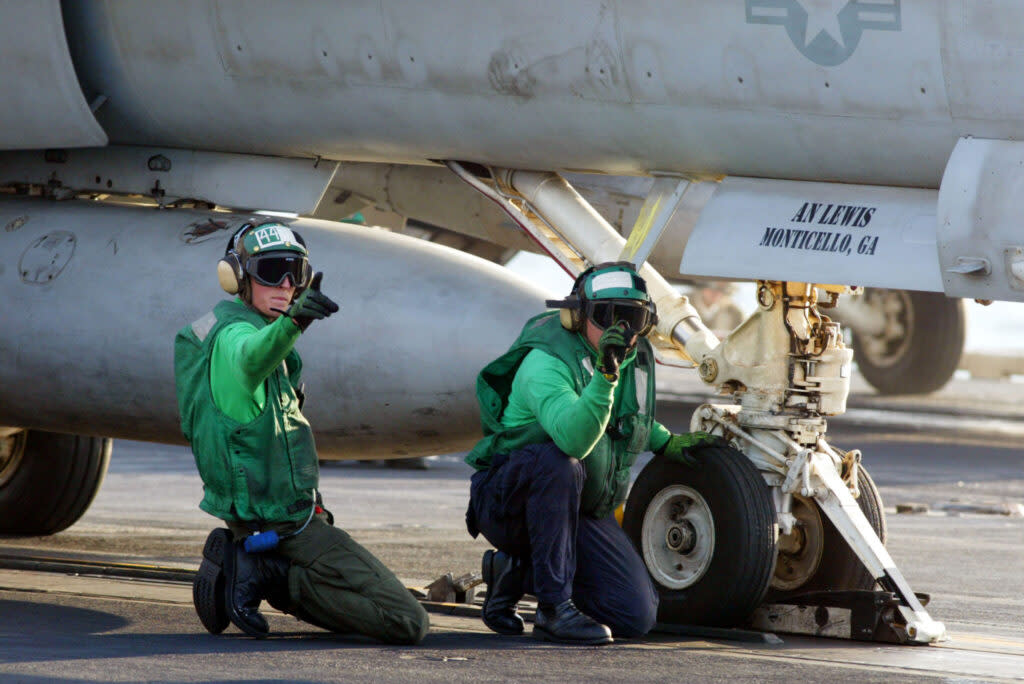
[
  {"xmin": 465, "ymin": 262, "xmax": 718, "ymax": 645},
  {"xmin": 175, "ymin": 221, "xmax": 429, "ymax": 643}
]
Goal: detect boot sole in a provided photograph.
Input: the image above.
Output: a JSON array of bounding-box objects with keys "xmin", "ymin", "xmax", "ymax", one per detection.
[
  {"xmin": 532, "ymin": 625, "xmax": 613, "ymax": 646},
  {"xmin": 222, "ymin": 538, "xmax": 269, "ymax": 638},
  {"xmin": 193, "ymin": 528, "xmax": 230, "ymax": 634},
  {"xmin": 481, "ymin": 550, "xmax": 525, "ymax": 636}
]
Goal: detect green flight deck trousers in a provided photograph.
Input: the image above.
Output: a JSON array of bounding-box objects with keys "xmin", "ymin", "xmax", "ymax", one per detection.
[{"xmin": 228, "ymin": 514, "xmax": 429, "ymax": 644}]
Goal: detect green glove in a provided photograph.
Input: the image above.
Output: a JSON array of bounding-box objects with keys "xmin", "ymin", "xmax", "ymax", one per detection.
[
  {"xmin": 657, "ymin": 431, "xmax": 721, "ymax": 468},
  {"xmin": 280, "ymin": 271, "xmax": 339, "ymax": 331},
  {"xmin": 596, "ymin": 322, "xmax": 632, "ymax": 381}
]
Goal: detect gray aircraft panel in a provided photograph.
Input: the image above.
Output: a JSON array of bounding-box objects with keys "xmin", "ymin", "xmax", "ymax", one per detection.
[
  {"xmin": 0, "ymin": 0, "xmax": 107, "ymax": 149},
  {"xmin": 43, "ymin": 1, "xmax": 985, "ymax": 185}
]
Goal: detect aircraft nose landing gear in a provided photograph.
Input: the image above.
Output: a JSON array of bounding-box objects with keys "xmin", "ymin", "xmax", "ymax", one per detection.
[
  {"xmin": 626, "ymin": 281, "xmax": 944, "ymax": 644},
  {"xmin": 446, "ymin": 161, "xmax": 946, "ymax": 645},
  {"xmin": 659, "ymin": 281, "xmax": 943, "ymax": 643}
]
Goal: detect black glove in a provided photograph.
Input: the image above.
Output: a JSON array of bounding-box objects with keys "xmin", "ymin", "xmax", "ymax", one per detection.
[
  {"xmin": 275, "ymin": 272, "xmax": 339, "ymax": 331},
  {"xmin": 596, "ymin": 322, "xmax": 632, "ymax": 381}
]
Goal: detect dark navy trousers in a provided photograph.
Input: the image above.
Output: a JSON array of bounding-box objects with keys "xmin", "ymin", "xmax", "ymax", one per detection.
[{"xmin": 467, "ymin": 441, "xmax": 658, "ymax": 637}]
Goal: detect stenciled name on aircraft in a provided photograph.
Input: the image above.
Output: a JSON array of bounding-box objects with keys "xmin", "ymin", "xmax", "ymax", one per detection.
[
  {"xmin": 791, "ymin": 201, "xmax": 874, "ymax": 228},
  {"xmin": 757, "ymin": 201, "xmax": 880, "ymax": 256}
]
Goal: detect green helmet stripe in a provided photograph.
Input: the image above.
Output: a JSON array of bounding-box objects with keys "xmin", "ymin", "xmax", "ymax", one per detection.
[{"xmin": 242, "ymin": 223, "xmax": 308, "ymax": 257}]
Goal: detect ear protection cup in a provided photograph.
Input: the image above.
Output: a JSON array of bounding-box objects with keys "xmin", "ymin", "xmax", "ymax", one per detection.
[
  {"xmin": 561, "ymin": 265, "xmax": 599, "ymax": 330},
  {"xmin": 559, "ymin": 307, "xmax": 583, "ymax": 331},
  {"xmin": 217, "ymin": 222, "xmax": 256, "ymax": 294},
  {"xmin": 217, "ymin": 253, "xmax": 244, "ymax": 294},
  {"xmin": 548, "ymin": 264, "xmax": 599, "ymax": 330}
]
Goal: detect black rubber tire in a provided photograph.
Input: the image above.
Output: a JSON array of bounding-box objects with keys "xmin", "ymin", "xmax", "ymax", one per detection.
[
  {"xmin": 767, "ymin": 466, "xmax": 886, "ymax": 600},
  {"xmin": 851, "ymin": 289, "xmax": 964, "ymax": 395},
  {"xmin": 0, "ymin": 430, "xmax": 112, "ymax": 535},
  {"xmin": 623, "ymin": 446, "xmax": 777, "ymax": 627}
]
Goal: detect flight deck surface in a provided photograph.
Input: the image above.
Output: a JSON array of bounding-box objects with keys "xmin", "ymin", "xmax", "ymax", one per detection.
[{"xmin": 2, "ymin": 380, "xmax": 1023, "ymax": 682}]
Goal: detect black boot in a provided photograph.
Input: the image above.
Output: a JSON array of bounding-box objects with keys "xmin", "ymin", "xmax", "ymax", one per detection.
[
  {"xmin": 222, "ymin": 540, "xmax": 291, "ymax": 638},
  {"xmin": 481, "ymin": 549, "xmax": 526, "ymax": 635},
  {"xmin": 193, "ymin": 528, "xmax": 231, "ymax": 634},
  {"xmin": 533, "ymin": 599, "xmax": 613, "ymax": 645}
]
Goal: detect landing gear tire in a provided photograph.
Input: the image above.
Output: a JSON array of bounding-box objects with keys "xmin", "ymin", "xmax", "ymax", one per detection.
[
  {"xmin": 0, "ymin": 429, "xmax": 112, "ymax": 535},
  {"xmin": 767, "ymin": 466, "xmax": 886, "ymax": 599},
  {"xmin": 852, "ymin": 289, "xmax": 965, "ymax": 395},
  {"xmin": 623, "ymin": 446, "xmax": 777, "ymax": 627}
]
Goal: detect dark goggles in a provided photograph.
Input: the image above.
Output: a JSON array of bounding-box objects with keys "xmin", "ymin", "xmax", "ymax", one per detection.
[
  {"xmin": 586, "ymin": 299, "xmax": 657, "ymax": 336},
  {"xmin": 245, "ymin": 253, "xmax": 312, "ymax": 288}
]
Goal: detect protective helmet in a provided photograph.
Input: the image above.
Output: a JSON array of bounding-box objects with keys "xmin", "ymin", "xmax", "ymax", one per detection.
[
  {"xmin": 217, "ymin": 221, "xmax": 312, "ymax": 297},
  {"xmin": 546, "ymin": 261, "xmax": 658, "ymax": 336}
]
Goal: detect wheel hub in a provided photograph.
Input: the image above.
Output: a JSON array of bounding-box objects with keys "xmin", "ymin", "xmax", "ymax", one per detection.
[
  {"xmin": 772, "ymin": 495, "xmax": 825, "ymax": 591},
  {"xmin": 641, "ymin": 485, "xmax": 715, "ymax": 590},
  {"xmin": 857, "ymin": 289, "xmax": 912, "ymax": 368},
  {"xmin": 666, "ymin": 521, "xmax": 696, "ymax": 553}
]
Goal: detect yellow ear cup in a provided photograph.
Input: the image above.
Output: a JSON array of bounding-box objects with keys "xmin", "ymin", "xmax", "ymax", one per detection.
[
  {"xmin": 217, "ymin": 258, "xmax": 241, "ymax": 294},
  {"xmin": 559, "ymin": 308, "xmax": 583, "ymax": 331},
  {"xmin": 559, "ymin": 308, "xmax": 574, "ymax": 330}
]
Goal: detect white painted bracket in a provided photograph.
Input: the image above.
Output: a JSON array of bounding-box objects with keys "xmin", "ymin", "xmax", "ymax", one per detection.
[{"xmin": 809, "ymin": 451, "xmax": 947, "ymax": 644}]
